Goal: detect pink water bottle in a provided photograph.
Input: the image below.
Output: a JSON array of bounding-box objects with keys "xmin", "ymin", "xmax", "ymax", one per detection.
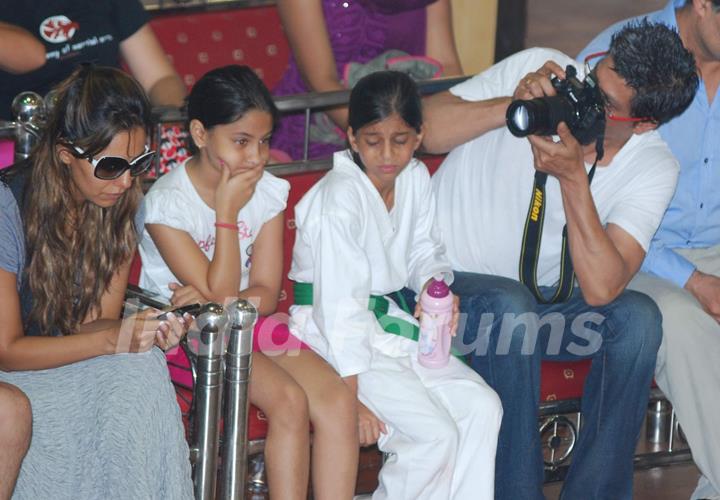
[{"xmin": 418, "ymin": 275, "xmax": 454, "ymax": 369}]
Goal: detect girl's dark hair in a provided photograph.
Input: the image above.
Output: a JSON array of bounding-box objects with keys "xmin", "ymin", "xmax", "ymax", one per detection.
[
  {"xmin": 25, "ymin": 65, "xmax": 152, "ymax": 335},
  {"xmin": 186, "ymin": 65, "xmax": 279, "ymax": 152},
  {"xmin": 348, "ymin": 70, "xmax": 423, "ymax": 132},
  {"xmin": 348, "ymin": 70, "xmax": 423, "ymax": 167}
]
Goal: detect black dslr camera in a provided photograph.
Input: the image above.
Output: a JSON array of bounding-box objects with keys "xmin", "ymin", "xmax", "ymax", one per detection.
[{"xmin": 506, "ymin": 65, "xmax": 606, "ymax": 145}]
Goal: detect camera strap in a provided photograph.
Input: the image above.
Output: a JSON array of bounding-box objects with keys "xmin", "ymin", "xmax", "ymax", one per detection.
[{"xmin": 519, "ymin": 138, "xmax": 603, "ymax": 303}]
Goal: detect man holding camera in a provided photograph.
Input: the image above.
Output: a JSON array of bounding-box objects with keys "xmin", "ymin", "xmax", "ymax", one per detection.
[
  {"xmin": 422, "ymin": 22, "xmax": 698, "ymax": 499},
  {"xmin": 579, "ymin": 2, "xmax": 720, "ymax": 499}
]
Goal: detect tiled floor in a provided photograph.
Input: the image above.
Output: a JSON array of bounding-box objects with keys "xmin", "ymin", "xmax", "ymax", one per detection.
[
  {"xmin": 526, "ymin": 2, "xmax": 703, "ymax": 497},
  {"xmin": 544, "ymin": 464, "xmax": 701, "ymax": 499},
  {"xmin": 542, "ymin": 421, "xmax": 700, "ymax": 499}
]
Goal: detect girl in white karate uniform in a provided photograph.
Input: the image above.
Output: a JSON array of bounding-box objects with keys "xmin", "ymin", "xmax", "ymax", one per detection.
[
  {"xmin": 289, "ymin": 70, "xmax": 502, "ymax": 500},
  {"xmin": 139, "ymin": 65, "xmax": 358, "ymax": 500}
]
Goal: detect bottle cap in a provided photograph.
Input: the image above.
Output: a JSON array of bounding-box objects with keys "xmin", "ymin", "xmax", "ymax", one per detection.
[{"xmin": 426, "ymin": 275, "xmax": 450, "ymax": 298}]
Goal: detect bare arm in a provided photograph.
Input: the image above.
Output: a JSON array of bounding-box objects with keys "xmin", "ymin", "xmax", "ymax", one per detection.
[
  {"xmin": 148, "ymin": 213, "xmax": 283, "ymax": 316},
  {"xmin": 423, "ymin": 59, "xmax": 568, "ymax": 154},
  {"xmin": 528, "ymin": 123, "xmax": 645, "ymax": 306},
  {"xmin": 146, "ymin": 223, "xmax": 240, "ymax": 305},
  {"xmin": 0, "ymin": 22, "xmax": 45, "ymax": 74},
  {"xmin": 425, "ymin": 0, "xmax": 463, "ymax": 76},
  {"xmin": 146, "ymin": 165, "xmax": 267, "ymax": 304},
  {"xmin": 0, "ymin": 256, "xmax": 162, "ymax": 371},
  {"xmin": 422, "ymin": 90, "xmax": 510, "ymax": 153},
  {"xmin": 276, "ymin": 0, "xmax": 347, "ymax": 128},
  {"xmin": 120, "ymin": 25, "xmax": 185, "ymax": 108}
]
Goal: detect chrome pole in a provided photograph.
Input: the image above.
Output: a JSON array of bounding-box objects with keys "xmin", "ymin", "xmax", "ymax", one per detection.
[
  {"xmin": 220, "ymin": 300, "xmax": 257, "ymax": 499},
  {"xmin": 191, "ymin": 303, "xmax": 228, "ymax": 500},
  {"xmin": 10, "ymin": 91, "xmax": 44, "ymax": 162}
]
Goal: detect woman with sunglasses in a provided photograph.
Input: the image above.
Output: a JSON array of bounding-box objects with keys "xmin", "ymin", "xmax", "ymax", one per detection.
[
  {"xmin": 139, "ymin": 65, "xmax": 358, "ymax": 500},
  {"xmin": 0, "ymin": 65, "xmax": 193, "ymax": 499}
]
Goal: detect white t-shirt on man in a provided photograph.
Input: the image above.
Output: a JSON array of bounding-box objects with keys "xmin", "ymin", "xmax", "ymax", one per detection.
[
  {"xmin": 139, "ymin": 161, "xmax": 289, "ymax": 300},
  {"xmin": 432, "ymin": 47, "xmax": 679, "ymax": 286}
]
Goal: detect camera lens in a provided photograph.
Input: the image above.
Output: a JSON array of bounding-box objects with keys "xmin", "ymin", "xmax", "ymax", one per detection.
[
  {"xmin": 506, "ymin": 96, "xmax": 576, "ymax": 138},
  {"xmin": 509, "ymin": 105, "xmax": 530, "ymax": 133}
]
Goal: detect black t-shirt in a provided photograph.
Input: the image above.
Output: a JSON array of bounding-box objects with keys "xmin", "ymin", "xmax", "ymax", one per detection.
[{"xmin": 0, "ymin": 0, "xmax": 148, "ymax": 120}]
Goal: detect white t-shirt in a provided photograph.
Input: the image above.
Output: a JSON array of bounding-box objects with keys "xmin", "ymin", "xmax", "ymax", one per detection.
[
  {"xmin": 139, "ymin": 161, "xmax": 290, "ymax": 300},
  {"xmin": 289, "ymin": 151, "xmax": 452, "ymax": 377},
  {"xmin": 432, "ymin": 47, "xmax": 680, "ymax": 286}
]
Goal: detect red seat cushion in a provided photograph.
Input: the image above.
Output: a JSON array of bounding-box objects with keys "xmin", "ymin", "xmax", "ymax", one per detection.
[
  {"xmin": 149, "ymin": 6, "xmax": 290, "ymax": 90},
  {"xmin": 277, "ymin": 169, "xmax": 329, "ymax": 314},
  {"xmin": 540, "ymin": 359, "xmax": 592, "ymax": 402}
]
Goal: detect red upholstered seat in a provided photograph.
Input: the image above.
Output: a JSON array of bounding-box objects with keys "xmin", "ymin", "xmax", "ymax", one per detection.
[
  {"xmin": 149, "ymin": 6, "xmax": 290, "ymax": 91},
  {"xmin": 540, "ymin": 360, "xmax": 592, "ymax": 402},
  {"xmin": 277, "ymin": 169, "xmax": 329, "ymax": 313}
]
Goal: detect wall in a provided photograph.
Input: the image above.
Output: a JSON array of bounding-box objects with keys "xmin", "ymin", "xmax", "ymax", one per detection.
[{"xmin": 452, "ymin": 0, "xmax": 498, "ymax": 75}]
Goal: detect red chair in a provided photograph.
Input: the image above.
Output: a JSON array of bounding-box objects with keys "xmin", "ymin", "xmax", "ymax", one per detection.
[
  {"xmin": 149, "ymin": 6, "xmax": 290, "ymax": 91},
  {"xmin": 143, "ymin": 5, "xmax": 292, "ymax": 177}
]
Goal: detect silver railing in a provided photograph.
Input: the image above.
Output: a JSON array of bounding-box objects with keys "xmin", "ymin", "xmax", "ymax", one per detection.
[
  {"xmin": 221, "ymin": 301, "xmax": 257, "ymax": 499},
  {"xmin": 0, "ymin": 91, "xmax": 46, "ymax": 164},
  {"xmin": 141, "ymin": 0, "xmax": 274, "ymax": 12},
  {"xmin": 151, "ymin": 75, "xmax": 469, "ymax": 173},
  {"xmin": 0, "ymin": 76, "xmax": 467, "ymax": 173},
  {"xmin": 192, "ymin": 302, "xmax": 228, "ymax": 499},
  {"xmin": 125, "ymin": 286, "xmax": 257, "ymax": 499}
]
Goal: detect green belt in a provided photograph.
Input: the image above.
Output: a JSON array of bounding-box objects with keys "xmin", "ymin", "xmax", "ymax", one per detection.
[{"xmin": 293, "ymin": 282, "xmax": 464, "ymax": 360}]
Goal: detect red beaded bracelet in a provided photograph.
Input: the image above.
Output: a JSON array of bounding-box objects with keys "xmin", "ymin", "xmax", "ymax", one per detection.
[{"xmin": 214, "ymin": 221, "xmax": 239, "ymax": 232}]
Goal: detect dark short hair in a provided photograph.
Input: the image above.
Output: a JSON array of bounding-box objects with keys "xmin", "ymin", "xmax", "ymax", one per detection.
[
  {"xmin": 348, "ymin": 70, "xmax": 423, "ymax": 134},
  {"xmin": 608, "ymin": 20, "xmax": 698, "ymax": 125},
  {"xmin": 187, "ymin": 65, "xmax": 278, "ymax": 151}
]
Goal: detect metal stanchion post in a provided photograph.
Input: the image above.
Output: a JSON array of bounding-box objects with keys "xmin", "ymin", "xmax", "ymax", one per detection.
[
  {"xmin": 191, "ymin": 303, "xmax": 228, "ymax": 500},
  {"xmin": 220, "ymin": 299, "xmax": 257, "ymax": 499},
  {"xmin": 10, "ymin": 91, "xmax": 44, "ymax": 162}
]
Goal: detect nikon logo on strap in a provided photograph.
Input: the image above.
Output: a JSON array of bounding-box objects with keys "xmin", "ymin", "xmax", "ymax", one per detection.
[
  {"xmin": 519, "ymin": 165, "xmax": 597, "ymax": 304},
  {"xmin": 530, "ymin": 187, "xmax": 543, "ymax": 222}
]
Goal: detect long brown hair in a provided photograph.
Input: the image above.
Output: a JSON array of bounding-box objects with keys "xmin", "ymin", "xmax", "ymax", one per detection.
[{"xmin": 23, "ymin": 65, "xmax": 152, "ymax": 335}]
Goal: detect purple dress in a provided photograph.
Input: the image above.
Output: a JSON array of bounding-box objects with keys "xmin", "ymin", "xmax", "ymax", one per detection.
[{"xmin": 272, "ymin": 0, "xmax": 436, "ymax": 160}]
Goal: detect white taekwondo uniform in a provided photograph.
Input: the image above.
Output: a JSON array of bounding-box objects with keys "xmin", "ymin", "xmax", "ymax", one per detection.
[{"xmin": 289, "ymin": 150, "xmax": 502, "ymax": 500}]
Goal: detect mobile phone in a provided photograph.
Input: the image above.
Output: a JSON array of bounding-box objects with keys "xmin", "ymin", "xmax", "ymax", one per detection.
[{"xmin": 155, "ymin": 303, "xmax": 203, "ymax": 320}]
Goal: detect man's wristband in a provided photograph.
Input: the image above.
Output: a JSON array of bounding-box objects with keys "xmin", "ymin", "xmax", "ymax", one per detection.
[{"xmin": 214, "ymin": 221, "xmax": 239, "ymax": 232}]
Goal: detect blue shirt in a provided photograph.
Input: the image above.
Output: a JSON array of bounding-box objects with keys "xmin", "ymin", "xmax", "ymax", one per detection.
[{"xmin": 579, "ymin": 0, "xmax": 719, "ymax": 288}]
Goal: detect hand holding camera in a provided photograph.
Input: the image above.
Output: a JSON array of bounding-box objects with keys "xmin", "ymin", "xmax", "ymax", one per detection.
[
  {"xmin": 527, "ymin": 122, "xmax": 588, "ymax": 186},
  {"xmin": 507, "ymin": 60, "xmax": 606, "ymax": 146},
  {"xmin": 512, "ymin": 60, "xmax": 567, "ymax": 101}
]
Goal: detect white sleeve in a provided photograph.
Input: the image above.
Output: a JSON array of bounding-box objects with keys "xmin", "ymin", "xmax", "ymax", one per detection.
[
  {"xmin": 256, "ymin": 172, "xmax": 290, "ymax": 224},
  {"xmin": 310, "ymin": 196, "xmax": 384, "ymax": 378},
  {"xmin": 142, "ymin": 186, "xmax": 194, "ymax": 232},
  {"xmin": 450, "ymin": 47, "xmax": 577, "ymax": 102},
  {"xmin": 407, "ymin": 164, "xmax": 453, "ymax": 293},
  {"xmin": 605, "ymin": 154, "xmax": 679, "ymax": 252}
]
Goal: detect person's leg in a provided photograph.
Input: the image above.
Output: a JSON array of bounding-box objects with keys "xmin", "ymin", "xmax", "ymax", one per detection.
[
  {"xmin": 407, "ymin": 272, "xmax": 544, "ymax": 500},
  {"xmin": 269, "ymin": 349, "xmax": 359, "ymax": 500},
  {"xmin": 249, "ymin": 353, "xmax": 311, "ymax": 500},
  {"xmin": 538, "ymin": 289, "xmax": 662, "ymax": 500},
  {"xmin": 0, "ymin": 382, "xmax": 31, "ymax": 500},
  {"xmin": 628, "ymin": 271, "xmax": 720, "ymax": 500},
  {"xmin": 357, "ymin": 352, "xmax": 462, "ymax": 500},
  {"xmin": 413, "ymin": 354, "xmax": 503, "ymax": 500}
]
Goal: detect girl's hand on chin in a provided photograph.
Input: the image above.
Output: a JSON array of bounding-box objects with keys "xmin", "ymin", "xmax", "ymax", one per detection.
[{"xmin": 214, "ymin": 160, "xmax": 263, "ymax": 219}]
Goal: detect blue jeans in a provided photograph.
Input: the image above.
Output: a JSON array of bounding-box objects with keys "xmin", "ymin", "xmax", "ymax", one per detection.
[{"xmin": 402, "ymin": 272, "xmax": 662, "ymax": 500}]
